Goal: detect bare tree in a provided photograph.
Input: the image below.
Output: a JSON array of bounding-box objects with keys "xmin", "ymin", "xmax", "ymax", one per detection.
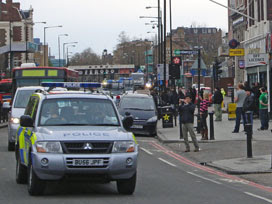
[{"xmin": 69, "ymin": 48, "xmax": 102, "ymax": 65}]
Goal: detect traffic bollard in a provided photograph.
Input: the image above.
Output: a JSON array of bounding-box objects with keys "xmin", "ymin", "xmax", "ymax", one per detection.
[
  {"xmin": 179, "ymin": 114, "xmax": 183, "ymax": 139},
  {"xmin": 196, "ymin": 114, "xmax": 201, "ymax": 134},
  {"xmin": 245, "ymin": 123, "xmax": 253, "ymax": 158},
  {"xmin": 209, "ymin": 112, "xmax": 215, "ymax": 140}
]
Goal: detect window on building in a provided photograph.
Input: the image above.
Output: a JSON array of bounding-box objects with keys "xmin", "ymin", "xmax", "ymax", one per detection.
[
  {"xmin": 193, "ymin": 29, "xmax": 198, "ymax": 34},
  {"xmin": 202, "ymin": 28, "xmax": 207, "ymax": 33},
  {"xmin": 208, "ymin": 29, "xmax": 211, "ymax": 33}
]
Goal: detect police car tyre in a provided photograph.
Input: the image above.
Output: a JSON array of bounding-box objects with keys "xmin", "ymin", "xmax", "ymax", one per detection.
[
  {"xmin": 116, "ymin": 172, "xmax": 136, "ymax": 195},
  {"xmin": 8, "ymin": 141, "xmax": 15, "ymax": 151},
  {"xmin": 27, "ymin": 157, "xmax": 46, "ymax": 196},
  {"xmin": 15, "ymin": 151, "xmax": 27, "ymax": 184}
]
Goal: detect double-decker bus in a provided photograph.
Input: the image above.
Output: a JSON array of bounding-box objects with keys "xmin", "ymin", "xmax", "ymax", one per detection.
[
  {"xmin": 12, "ymin": 64, "xmax": 78, "ymax": 97},
  {"xmin": 0, "ymin": 78, "xmax": 12, "ymax": 104}
]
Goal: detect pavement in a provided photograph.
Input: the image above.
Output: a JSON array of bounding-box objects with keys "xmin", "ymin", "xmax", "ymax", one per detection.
[{"xmin": 156, "ymin": 97, "xmax": 272, "ymax": 175}]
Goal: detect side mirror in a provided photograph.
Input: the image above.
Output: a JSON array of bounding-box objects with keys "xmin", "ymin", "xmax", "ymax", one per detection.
[
  {"xmin": 3, "ymin": 102, "xmax": 11, "ymax": 109},
  {"xmin": 122, "ymin": 116, "xmax": 133, "ymax": 130},
  {"xmin": 20, "ymin": 115, "xmax": 34, "ymax": 127}
]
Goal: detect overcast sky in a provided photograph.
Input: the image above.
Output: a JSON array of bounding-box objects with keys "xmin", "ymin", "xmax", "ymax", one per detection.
[{"xmin": 18, "ymin": 0, "xmax": 228, "ymax": 58}]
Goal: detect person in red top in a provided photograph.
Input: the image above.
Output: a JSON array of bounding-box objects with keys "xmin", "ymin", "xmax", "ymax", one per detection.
[{"xmin": 200, "ymin": 92, "xmax": 210, "ymax": 140}]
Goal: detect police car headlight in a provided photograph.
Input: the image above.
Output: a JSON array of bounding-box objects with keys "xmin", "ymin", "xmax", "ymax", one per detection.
[
  {"xmin": 112, "ymin": 141, "xmax": 137, "ymax": 153},
  {"xmin": 147, "ymin": 116, "xmax": 157, "ymax": 123},
  {"xmin": 35, "ymin": 142, "xmax": 63, "ymax": 153},
  {"xmin": 11, "ymin": 117, "xmax": 20, "ymax": 124}
]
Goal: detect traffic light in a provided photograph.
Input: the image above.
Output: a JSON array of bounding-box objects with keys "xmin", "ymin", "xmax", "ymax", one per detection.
[
  {"xmin": 169, "ymin": 64, "xmax": 180, "ymax": 80},
  {"xmin": 213, "ymin": 59, "xmax": 223, "ymax": 81}
]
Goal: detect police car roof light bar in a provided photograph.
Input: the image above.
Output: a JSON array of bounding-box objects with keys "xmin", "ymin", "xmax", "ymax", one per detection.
[{"xmin": 41, "ymin": 82, "xmax": 101, "ymax": 89}]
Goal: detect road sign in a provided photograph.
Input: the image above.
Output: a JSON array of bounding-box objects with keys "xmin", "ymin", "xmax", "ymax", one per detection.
[
  {"xmin": 174, "ymin": 49, "xmax": 198, "ymax": 56},
  {"xmin": 229, "ymin": 49, "xmax": 244, "ymax": 56},
  {"xmin": 157, "ymin": 64, "xmax": 169, "ymax": 80}
]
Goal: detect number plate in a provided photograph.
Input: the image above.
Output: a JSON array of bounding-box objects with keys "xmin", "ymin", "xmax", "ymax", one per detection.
[
  {"xmin": 131, "ymin": 125, "xmax": 143, "ymax": 129},
  {"xmin": 72, "ymin": 159, "xmax": 104, "ymax": 166}
]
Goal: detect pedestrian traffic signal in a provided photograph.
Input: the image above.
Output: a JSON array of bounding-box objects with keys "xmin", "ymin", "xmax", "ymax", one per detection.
[
  {"xmin": 172, "ymin": 56, "xmax": 182, "ymax": 65},
  {"xmin": 213, "ymin": 59, "xmax": 223, "ymax": 81},
  {"xmin": 169, "ymin": 64, "xmax": 180, "ymax": 80}
]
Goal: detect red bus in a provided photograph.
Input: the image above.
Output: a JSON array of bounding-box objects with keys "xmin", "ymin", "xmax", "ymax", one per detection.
[
  {"xmin": 12, "ymin": 65, "xmax": 78, "ymax": 97},
  {"xmin": 0, "ymin": 78, "xmax": 12, "ymax": 104}
]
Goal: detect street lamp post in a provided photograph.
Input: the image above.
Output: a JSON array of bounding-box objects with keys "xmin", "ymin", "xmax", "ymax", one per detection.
[
  {"xmin": 163, "ymin": 0, "xmax": 167, "ymax": 90},
  {"xmin": 63, "ymin": 42, "xmax": 78, "ymax": 66},
  {"xmin": 66, "ymin": 45, "xmax": 75, "ymax": 66},
  {"xmin": 58, "ymin": 34, "xmax": 68, "ymax": 67},
  {"xmin": 44, "ymin": 25, "xmax": 62, "ymax": 66}
]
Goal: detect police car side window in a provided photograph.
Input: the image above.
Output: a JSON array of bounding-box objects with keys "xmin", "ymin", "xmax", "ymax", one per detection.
[{"xmin": 24, "ymin": 96, "xmax": 39, "ymax": 122}]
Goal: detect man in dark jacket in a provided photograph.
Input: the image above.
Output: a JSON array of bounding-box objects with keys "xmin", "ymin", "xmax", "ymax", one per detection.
[
  {"xmin": 243, "ymin": 88, "xmax": 255, "ymax": 125},
  {"xmin": 179, "ymin": 95, "xmax": 200, "ymax": 152},
  {"xmin": 213, "ymin": 87, "xmax": 223, "ymax": 121}
]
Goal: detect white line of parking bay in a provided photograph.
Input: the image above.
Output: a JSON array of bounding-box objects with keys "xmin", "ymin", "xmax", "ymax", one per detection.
[
  {"xmin": 158, "ymin": 158, "xmax": 176, "ymax": 167},
  {"xmin": 140, "ymin": 147, "xmax": 153, "ymax": 155},
  {"xmin": 244, "ymin": 192, "xmax": 272, "ymax": 203}
]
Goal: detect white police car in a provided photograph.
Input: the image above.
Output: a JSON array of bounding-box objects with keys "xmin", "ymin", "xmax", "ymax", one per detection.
[{"xmin": 15, "ymin": 82, "xmax": 138, "ymax": 196}]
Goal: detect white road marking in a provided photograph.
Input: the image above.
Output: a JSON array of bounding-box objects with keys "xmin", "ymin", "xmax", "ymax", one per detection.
[
  {"xmin": 140, "ymin": 147, "xmax": 153, "ymax": 155},
  {"xmin": 158, "ymin": 158, "xmax": 177, "ymax": 167},
  {"xmin": 245, "ymin": 192, "xmax": 272, "ymax": 203},
  {"xmin": 187, "ymin": 172, "xmax": 222, "ymax": 185}
]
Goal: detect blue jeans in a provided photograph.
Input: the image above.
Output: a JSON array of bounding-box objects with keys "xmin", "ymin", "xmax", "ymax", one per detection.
[
  {"xmin": 244, "ymin": 111, "xmax": 253, "ymax": 125},
  {"xmin": 234, "ymin": 107, "xmax": 246, "ymax": 132},
  {"xmin": 259, "ymin": 109, "xmax": 269, "ymax": 129}
]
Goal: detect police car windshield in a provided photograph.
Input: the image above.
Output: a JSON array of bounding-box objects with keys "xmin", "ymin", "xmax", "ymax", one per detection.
[{"xmin": 39, "ymin": 98, "xmax": 120, "ymax": 126}]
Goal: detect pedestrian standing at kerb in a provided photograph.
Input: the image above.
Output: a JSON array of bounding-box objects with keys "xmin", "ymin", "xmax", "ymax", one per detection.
[
  {"xmin": 200, "ymin": 92, "xmax": 210, "ymax": 140},
  {"xmin": 232, "ymin": 83, "xmax": 247, "ymax": 133},
  {"xmin": 243, "ymin": 88, "xmax": 255, "ymax": 125},
  {"xmin": 258, "ymin": 87, "xmax": 269, "ymax": 131},
  {"xmin": 213, "ymin": 87, "xmax": 223, "ymax": 121},
  {"xmin": 178, "ymin": 95, "xmax": 200, "ymax": 152}
]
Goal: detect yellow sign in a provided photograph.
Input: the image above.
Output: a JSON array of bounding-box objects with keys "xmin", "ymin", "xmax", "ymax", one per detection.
[
  {"xmin": 229, "ymin": 49, "xmax": 245, "ymax": 56},
  {"xmin": 48, "ymin": 70, "xmax": 58, "ymax": 76},
  {"xmin": 163, "ymin": 114, "xmax": 170, "ymax": 121},
  {"xmin": 22, "ymin": 70, "xmax": 45, "ymax": 77}
]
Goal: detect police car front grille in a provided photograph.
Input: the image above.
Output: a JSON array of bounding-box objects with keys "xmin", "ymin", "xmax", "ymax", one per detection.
[{"xmin": 61, "ymin": 142, "xmax": 113, "ymax": 154}]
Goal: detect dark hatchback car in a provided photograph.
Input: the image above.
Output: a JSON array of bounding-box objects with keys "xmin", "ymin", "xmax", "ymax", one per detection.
[{"xmin": 118, "ymin": 94, "xmax": 157, "ymax": 136}]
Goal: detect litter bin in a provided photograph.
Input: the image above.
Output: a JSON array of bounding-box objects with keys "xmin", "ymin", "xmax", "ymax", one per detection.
[
  {"xmin": 161, "ymin": 106, "xmax": 173, "ymax": 128},
  {"xmin": 228, "ymin": 103, "xmax": 236, "ymax": 120}
]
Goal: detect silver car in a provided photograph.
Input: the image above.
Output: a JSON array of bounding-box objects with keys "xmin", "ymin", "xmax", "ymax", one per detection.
[
  {"xmin": 8, "ymin": 86, "xmax": 44, "ymax": 151},
  {"xmin": 15, "ymin": 91, "xmax": 137, "ymax": 196}
]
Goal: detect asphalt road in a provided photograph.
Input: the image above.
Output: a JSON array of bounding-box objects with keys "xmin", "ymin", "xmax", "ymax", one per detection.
[{"xmin": 0, "ymin": 127, "xmax": 272, "ymax": 204}]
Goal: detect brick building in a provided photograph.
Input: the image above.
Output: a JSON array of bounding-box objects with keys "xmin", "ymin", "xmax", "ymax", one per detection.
[{"xmin": 0, "ymin": 0, "xmax": 35, "ymax": 76}]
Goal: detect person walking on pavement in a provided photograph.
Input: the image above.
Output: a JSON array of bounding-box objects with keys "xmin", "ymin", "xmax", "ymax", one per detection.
[
  {"xmin": 213, "ymin": 87, "xmax": 223, "ymax": 121},
  {"xmin": 179, "ymin": 95, "xmax": 200, "ymax": 152},
  {"xmin": 243, "ymin": 88, "xmax": 255, "ymax": 126},
  {"xmin": 221, "ymin": 88, "xmax": 226, "ymax": 108},
  {"xmin": 252, "ymin": 82, "xmax": 261, "ymax": 117},
  {"xmin": 232, "ymin": 83, "xmax": 247, "ymax": 133},
  {"xmin": 258, "ymin": 87, "xmax": 269, "ymax": 130},
  {"xmin": 200, "ymin": 92, "xmax": 210, "ymax": 140}
]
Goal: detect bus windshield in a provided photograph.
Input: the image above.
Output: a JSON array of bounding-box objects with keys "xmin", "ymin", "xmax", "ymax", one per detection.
[{"xmin": 16, "ymin": 78, "xmax": 64, "ymax": 87}]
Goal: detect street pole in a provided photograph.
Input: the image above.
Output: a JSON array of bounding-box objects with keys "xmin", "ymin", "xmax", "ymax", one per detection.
[
  {"xmin": 25, "ymin": 23, "xmax": 28, "ymax": 63},
  {"xmin": 9, "ymin": 21, "xmax": 12, "ymax": 76},
  {"xmin": 169, "ymin": 0, "xmax": 173, "ymax": 87},
  {"xmin": 197, "ymin": 48, "xmax": 201, "ymax": 133},
  {"xmin": 58, "ymin": 34, "xmax": 68, "ymax": 67},
  {"xmin": 163, "ymin": 0, "xmax": 167, "ymax": 90},
  {"xmin": 44, "ymin": 27, "xmax": 46, "ymax": 66},
  {"xmin": 158, "ymin": 0, "xmax": 161, "ymax": 64}
]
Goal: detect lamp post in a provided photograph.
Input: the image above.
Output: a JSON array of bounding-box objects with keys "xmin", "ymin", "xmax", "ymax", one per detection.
[
  {"xmin": 58, "ymin": 34, "xmax": 68, "ymax": 67},
  {"xmin": 44, "ymin": 25, "xmax": 62, "ymax": 66},
  {"xmin": 163, "ymin": 0, "xmax": 167, "ymax": 90},
  {"xmin": 63, "ymin": 42, "xmax": 78, "ymax": 66},
  {"xmin": 66, "ymin": 46, "xmax": 75, "ymax": 67},
  {"xmin": 25, "ymin": 21, "xmax": 46, "ymax": 63}
]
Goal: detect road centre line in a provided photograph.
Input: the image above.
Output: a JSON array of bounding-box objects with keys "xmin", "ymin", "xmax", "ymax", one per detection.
[
  {"xmin": 245, "ymin": 192, "xmax": 272, "ymax": 203},
  {"xmin": 150, "ymin": 141, "xmax": 272, "ymax": 193},
  {"xmin": 158, "ymin": 158, "xmax": 176, "ymax": 167},
  {"xmin": 140, "ymin": 147, "xmax": 153, "ymax": 155},
  {"xmin": 187, "ymin": 171, "xmax": 222, "ymax": 185}
]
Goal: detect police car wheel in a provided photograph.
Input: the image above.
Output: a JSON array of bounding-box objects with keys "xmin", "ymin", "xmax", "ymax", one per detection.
[
  {"xmin": 116, "ymin": 173, "xmax": 136, "ymax": 195},
  {"xmin": 8, "ymin": 141, "xmax": 15, "ymax": 151},
  {"xmin": 27, "ymin": 158, "xmax": 46, "ymax": 196},
  {"xmin": 15, "ymin": 152, "xmax": 27, "ymax": 184}
]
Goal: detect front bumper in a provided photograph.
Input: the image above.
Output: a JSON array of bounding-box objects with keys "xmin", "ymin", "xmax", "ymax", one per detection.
[
  {"xmin": 130, "ymin": 121, "xmax": 157, "ymax": 136},
  {"xmin": 31, "ymin": 152, "xmax": 138, "ymax": 181},
  {"xmin": 8, "ymin": 123, "xmax": 19, "ymax": 142}
]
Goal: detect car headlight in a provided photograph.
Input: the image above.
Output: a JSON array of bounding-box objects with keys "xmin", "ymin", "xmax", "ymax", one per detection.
[
  {"xmin": 112, "ymin": 141, "xmax": 137, "ymax": 153},
  {"xmin": 35, "ymin": 141, "xmax": 63, "ymax": 153},
  {"xmin": 147, "ymin": 116, "xmax": 158, "ymax": 123},
  {"xmin": 10, "ymin": 117, "xmax": 20, "ymax": 124}
]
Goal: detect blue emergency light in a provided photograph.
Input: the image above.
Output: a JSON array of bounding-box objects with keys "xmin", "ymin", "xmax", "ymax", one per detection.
[{"xmin": 41, "ymin": 82, "xmax": 101, "ymax": 88}]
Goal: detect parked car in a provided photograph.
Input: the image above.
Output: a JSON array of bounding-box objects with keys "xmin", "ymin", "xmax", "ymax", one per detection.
[{"xmin": 118, "ymin": 93, "xmax": 157, "ymax": 136}]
